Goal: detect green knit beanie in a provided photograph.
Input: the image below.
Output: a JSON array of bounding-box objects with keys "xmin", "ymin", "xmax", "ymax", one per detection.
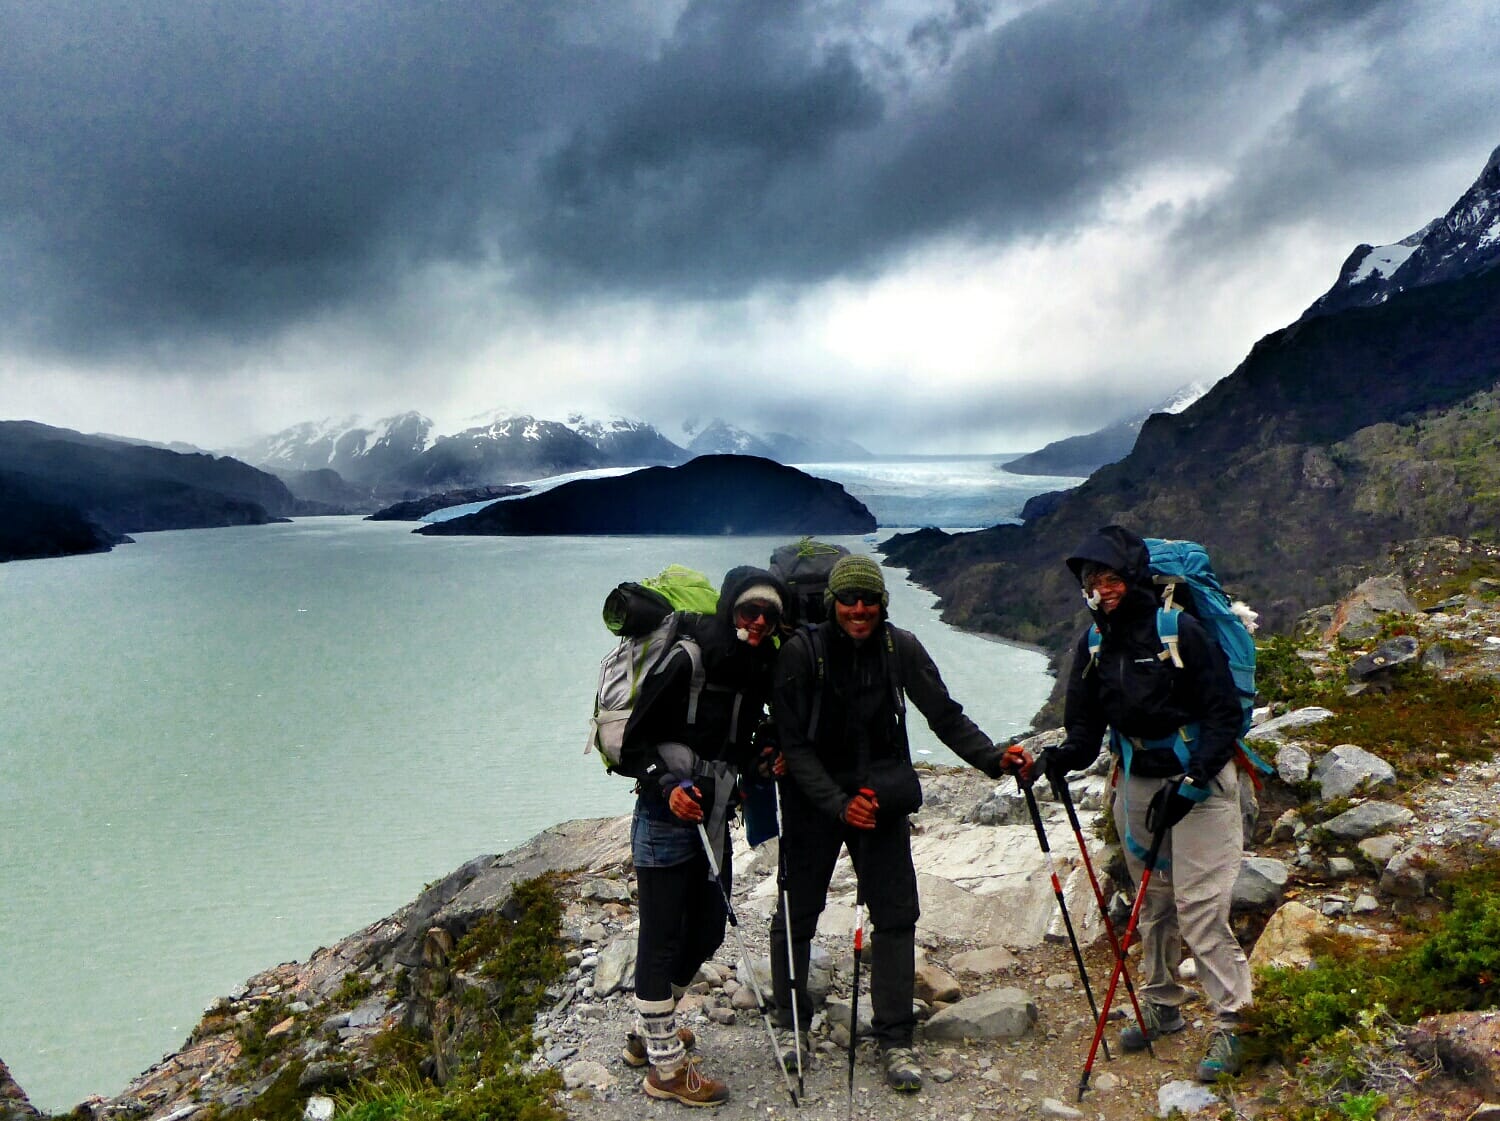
[{"xmin": 824, "ymin": 554, "xmax": 889, "ymax": 610}]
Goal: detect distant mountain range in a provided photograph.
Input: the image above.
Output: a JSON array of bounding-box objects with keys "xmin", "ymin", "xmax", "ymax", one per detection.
[
  {"xmin": 1001, "ymin": 382, "xmax": 1210, "ymax": 477},
  {"xmin": 884, "ymin": 141, "xmax": 1500, "ymax": 722},
  {"xmin": 224, "ymin": 412, "xmax": 870, "ymax": 506}
]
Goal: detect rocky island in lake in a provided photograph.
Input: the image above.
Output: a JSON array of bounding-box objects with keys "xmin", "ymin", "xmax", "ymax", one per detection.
[{"xmin": 415, "ymin": 455, "xmax": 876, "ymax": 537}]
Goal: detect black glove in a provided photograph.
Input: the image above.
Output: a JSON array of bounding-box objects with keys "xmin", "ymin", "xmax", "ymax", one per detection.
[
  {"xmin": 1146, "ymin": 778, "xmax": 1204, "ymax": 833},
  {"xmin": 1028, "ymin": 747, "xmax": 1073, "ymax": 789}
]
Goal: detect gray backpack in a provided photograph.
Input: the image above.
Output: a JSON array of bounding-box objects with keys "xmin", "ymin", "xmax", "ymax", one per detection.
[{"xmin": 586, "ymin": 612, "xmax": 706, "ymax": 775}]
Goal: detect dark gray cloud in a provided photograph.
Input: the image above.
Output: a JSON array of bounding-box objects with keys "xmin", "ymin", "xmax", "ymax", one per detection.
[{"xmin": 0, "ymin": 0, "xmax": 1494, "ymax": 368}]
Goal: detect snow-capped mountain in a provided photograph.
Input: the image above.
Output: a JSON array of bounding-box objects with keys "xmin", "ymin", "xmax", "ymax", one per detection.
[
  {"xmin": 1002, "ymin": 381, "xmax": 1209, "ymax": 477},
  {"xmin": 680, "ymin": 417, "xmax": 870, "ymax": 462},
  {"xmin": 230, "ymin": 411, "xmax": 687, "ymax": 498},
  {"xmin": 1303, "ymin": 143, "xmax": 1500, "ymax": 320},
  {"xmin": 226, "ymin": 412, "xmax": 437, "ymax": 484}
]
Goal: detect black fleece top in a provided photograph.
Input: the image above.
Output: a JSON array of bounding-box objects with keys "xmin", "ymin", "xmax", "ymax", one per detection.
[
  {"xmin": 774, "ymin": 616, "xmax": 1003, "ymax": 821},
  {"xmin": 1054, "ymin": 526, "xmax": 1242, "ymax": 788},
  {"xmin": 622, "ymin": 565, "xmax": 787, "ymax": 794}
]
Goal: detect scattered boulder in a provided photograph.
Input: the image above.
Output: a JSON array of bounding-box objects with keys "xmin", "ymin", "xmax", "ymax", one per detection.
[
  {"xmin": 914, "ymin": 963, "xmax": 962, "ymax": 1004},
  {"xmin": 1314, "ymin": 744, "xmax": 1397, "ymax": 801},
  {"xmin": 949, "ymin": 946, "xmax": 1019, "ymax": 976},
  {"xmin": 1157, "ymin": 1080, "xmax": 1221, "ymax": 1117},
  {"xmin": 923, "ymin": 988, "xmax": 1037, "ymax": 1041},
  {"xmin": 1348, "ymin": 636, "xmax": 1421, "ymax": 683},
  {"xmin": 1246, "ymin": 707, "xmax": 1336, "ymax": 742},
  {"xmin": 1358, "ymin": 834, "xmax": 1405, "ymax": 866},
  {"xmin": 962, "ymin": 787, "xmax": 1030, "ymax": 826},
  {"xmin": 592, "ymin": 935, "xmax": 637, "ymax": 997},
  {"xmin": 1275, "ymin": 744, "xmax": 1313, "ymax": 786},
  {"xmin": 1320, "ymin": 801, "xmax": 1416, "ymax": 841},
  {"xmin": 1250, "ymin": 901, "xmax": 1335, "ymax": 970},
  {"xmin": 561, "ymin": 1060, "xmax": 613, "ymax": 1091},
  {"xmin": 1325, "ymin": 575, "xmax": 1418, "ymax": 642},
  {"xmin": 1232, "ymin": 857, "xmax": 1290, "ymax": 913}
]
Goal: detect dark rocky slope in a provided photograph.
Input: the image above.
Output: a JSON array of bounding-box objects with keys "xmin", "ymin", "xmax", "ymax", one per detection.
[
  {"xmin": 883, "ymin": 261, "xmax": 1500, "ymax": 676},
  {"xmin": 416, "ymin": 455, "xmax": 875, "ymax": 536},
  {"xmin": 0, "ymin": 422, "xmax": 299, "ymax": 561}
]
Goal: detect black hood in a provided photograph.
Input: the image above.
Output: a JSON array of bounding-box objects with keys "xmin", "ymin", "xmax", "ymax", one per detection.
[{"xmin": 1065, "ymin": 525, "xmax": 1158, "ymax": 621}]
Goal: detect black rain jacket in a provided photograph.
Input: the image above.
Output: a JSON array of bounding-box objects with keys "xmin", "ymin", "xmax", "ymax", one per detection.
[
  {"xmin": 1054, "ymin": 526, "xmax": 1242, "ymax": 788},
  {"xmin": 774, "ymin": 614, "xmax": 1003, "ymax": 822}
]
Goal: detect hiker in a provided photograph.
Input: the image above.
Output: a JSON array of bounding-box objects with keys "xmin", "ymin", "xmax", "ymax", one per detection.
[
  {"xmin": 619, "ymin": 565, "xmax": 788, "ymax": 1107},
  {"xmin": 1021, "ymin": 524, "xmax": 1252, "ymax": 1082},
  {"xmin": 770, "ymin": 553, "xmax": 1013, "ymax": 1093}
]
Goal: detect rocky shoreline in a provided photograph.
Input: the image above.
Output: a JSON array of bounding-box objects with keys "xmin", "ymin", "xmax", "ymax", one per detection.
[{"xmin": 5, "ymin": 541, "xmax": 1499, "ymax": 1121}]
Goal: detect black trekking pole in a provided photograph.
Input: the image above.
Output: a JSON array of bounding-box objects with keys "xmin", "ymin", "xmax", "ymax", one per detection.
[
  {"xmin": 772, "ymin": 780, "xmax": 806, "ymax": 1098},
  {"xmin": 1078, "ymin": 808, "xmax": 1169, "ymax": 1101},
  {"xmin": 1052, "ymin": 775, "xmax": 1154, "ymax": 1059},
  {"xmin": 696, "ymin": 823, "xmax": 801, "ymax": 1108},
  {"xmin": 1018, "ymin": 777, "xmax": 1110, "ymax": 1062}
]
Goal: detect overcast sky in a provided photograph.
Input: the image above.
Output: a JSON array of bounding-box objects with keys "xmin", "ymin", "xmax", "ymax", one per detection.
[{"xmin": 2, "ymin": 0, "xmax": 1497, "ymax": 454}]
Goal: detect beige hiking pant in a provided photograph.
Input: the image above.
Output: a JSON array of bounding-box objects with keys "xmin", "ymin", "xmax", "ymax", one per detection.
[{"xmin": 1112, "ymin": 760, "xmax": 1252, "ymax": 1029}]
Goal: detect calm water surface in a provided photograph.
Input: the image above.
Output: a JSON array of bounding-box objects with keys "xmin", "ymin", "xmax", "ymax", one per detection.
[{"xmin": 0, "ymin": 518, "xmax": 1053, "ymax": 1109}]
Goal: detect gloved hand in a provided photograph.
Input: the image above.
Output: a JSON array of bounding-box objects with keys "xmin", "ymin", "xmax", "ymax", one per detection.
[
  {"xmin": 1146, "ymin": 778, "xmax": 1205, "ymax": 833},
  {"xmin": 841, "ymin": 788, "xmax": 879, "ymax": 830},
  {"xmin": 1021, "ymin": 747, "xmax": 1072, "ymax": 788},
  {"xmin": 995, "ymin": 741, "xmax": 1033, "ymax": 780},
  {"xmin": 669, "ymin": 780, "xmax": 706, "ymax": 823},
  {"xmin": 755, "ymin": 744, "xmax": 788, "ymax": 780}
]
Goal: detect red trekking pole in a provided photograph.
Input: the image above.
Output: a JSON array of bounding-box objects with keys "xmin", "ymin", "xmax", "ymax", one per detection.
[
  {"xmin": 1051, "ymin": 775, "xmax": 1155, "ymax": 1058},
  {"xmin": 1078, "ymin": 805, "xmax": 1169, "ymax": 1101}
]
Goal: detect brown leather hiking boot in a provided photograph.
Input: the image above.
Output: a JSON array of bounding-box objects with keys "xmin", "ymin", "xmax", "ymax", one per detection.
[
  {"xmin": 643, "ymin": 1058, "xmax": 729, "ymax": 1107},
  {"xmin": 622, "ymin": 1026, "xmax": 697, "ymax": 1068}
]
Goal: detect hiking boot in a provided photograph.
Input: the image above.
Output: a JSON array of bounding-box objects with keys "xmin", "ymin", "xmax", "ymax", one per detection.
[
  {"xmin": 1195, "ymin": 1030, "xmax": 1244, "ymax": 1081},
  {"xmin": 1119, "ymin": 1001, "xmax": 1186, "ymax": 1051},
  {"xmin": 776, "ymin": 1027, "xmax": 811, "ymax": 1074},
  {"xmin": 882, "ymin": 1046, "xmax": 922, "ymax": 1093},
  {"xmin": 643, "ymin": 1058, "xmax": 729, "ymax": 1107},
  {"xmin": 623, "ymin": 1026, "xmax": 697, "ymax": 1068}
]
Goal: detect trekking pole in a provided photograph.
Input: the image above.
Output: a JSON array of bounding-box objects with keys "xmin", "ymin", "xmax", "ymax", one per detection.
[
  {"xmin": 1018, "ymin": 777, "xmax": 1109, "ymax": 1062},
  {"xmin": 847, "ymin": 859, "xmax": 866, "ymax": 1121},
  {"xmin": 696, "ymin": 823, "xmax": 801, "ymax": 1108},
  {"xmin": 1051, "ymin": 775, "xmax": 1154, "ymax": 1059},
  {"xmin": 1078, "ymin": 810, "xmax": 1169, "ymax": 1101},
  {"xmin": 773, "ymin": 781, "xmax": 806, "ymax": 1098}
]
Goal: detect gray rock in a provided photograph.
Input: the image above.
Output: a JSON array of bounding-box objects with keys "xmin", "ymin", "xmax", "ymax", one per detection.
[
  {"xmin": 1348, "ymin": 636, "xmax": 1420, "ymax": 682},
  {"xmin": 825, "ymin": 997, "xmax": 874, "ymax": 1039},
  {"xmin": 1246, "ymin": 707, "xmax": 1336, "ymax": 742},
  {"xmin": 1328, "ymin": 576, "xmax": 1418, "ymax": 642},
  {"xmin": 1037, "ymin": 1099, "xmax": 1084, "ymax": 1119},
  {"xmin": 592, "ymin": 935, "xmax": 637, "ymax": 997},
  {"xmin": 923, "ymin": 988, "xmax": 1038, "ymax": 1041},
  {"xmin": 1381, "ymin": 845, "xmax": 1434, "ymax": 899},
  {"xmin": 1358, "ymin": 834, "xmax": 1404, "ymax": 866},
  {"xmin": 706, "ymin": 1007, "xmax": 736, "ymax": 1025},
  {"xmin": 583, "ymin": 879, "xmax": 632, "ymax": 903},
  {"xmin": 1354, "ymin": 894, "xmax": 1380, "ymax": 915},
  {"xmin": 949, "ymin": 946, "xmax": 1019, "ymax": 976},
  {"xmin": 580, "ymin": 922, "xmax": 608, "ymax": 944},
  {"xmin": 930, "ymin": 1067, "xmax": 955, "ymax": 1083},
  {"xmin": 964, "ymin": 788, "xmax": 1030, "ymax": 827},
  {"xmin": 544, "ymin": 1045, "xmax": 578, "ymax": 1064},
  {"xmin": 303, "ymin": 1097, "xmax": 335, "ymax": 1121},
  {"xmin": 562, "ymin": 1060, "xmax": 614, "ymax": 1091},
  {"xmin": 1232, "ymin": 857, "xmax": 1289, "ymax": 913},
  {"xmin": 1276, "ymin": 744, "xmax": 1312, "ymax": 786},
  {"xmin": 1315, "ymin": 744, "xmax": 1397, "ymax": 801},
  {"xmin": 1320, "ymin": 802, "xmax": 1416, "ymax": 841},
  {"xmin": 1271, "ymin": 809, "xmax": 1306, "ymax": 842},
  {"xmin": 1093, "ymin": 1072, "xmax": 1122, "ymax": 1092},
  {"xmin": 1157, "ymin": 1080, "xmax": 1221, "ymax": 1117},
  {"xmin": 297, "ymin": 1062, "xmax": 353, "ymax": 1091},
  {"xmin": 346, "ymin": 998, "xmax": 387, "ymax": 1029},
  {"xmin": 1327, "ymin": 857, "xmax": 1358, "ymax": 879}
]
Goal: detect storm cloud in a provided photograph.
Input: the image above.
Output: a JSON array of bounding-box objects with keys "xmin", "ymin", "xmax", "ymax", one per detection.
[{"xmin": 2, "ymin": 0, "xmax": 1498, "ymax": 450}]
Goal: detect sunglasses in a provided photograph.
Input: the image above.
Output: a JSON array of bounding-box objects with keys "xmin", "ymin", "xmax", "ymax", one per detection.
[
  {"xmin": 832, "ymin": 588, "xmax": 882, "ymax": 607},
  {"xmin": 734, "ymin": 601, "xmax": 782, "ymax": 625}
]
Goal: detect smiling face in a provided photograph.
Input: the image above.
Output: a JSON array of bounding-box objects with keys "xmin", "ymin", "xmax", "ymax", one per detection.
[
  {"xmin": 832, "ymin": 588, "xmax": 883, "ymax": 642},
  {"xmin": 733, "ymin": 600, "xmax": 781, "ymax": 646},
  {"xmin": 1083, "ymin": 568, "xmax": 1127, "ymax": 614}
]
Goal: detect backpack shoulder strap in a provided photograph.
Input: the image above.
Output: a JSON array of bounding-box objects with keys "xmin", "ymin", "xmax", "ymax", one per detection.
[
  {"xmin": 882, "ymin": 625, "xmax": 907, "ymax": 723},
  {"xmin": 1156, "ymin": 607, "xmax": 1184, "ymax": 669},
  {"xmin": 1086, "ymin": 623, "xmax": 1102, "ymax": 674},
  {"xmin": 804, "ymin": 624, "xmax": 828, "ymax": 740}
]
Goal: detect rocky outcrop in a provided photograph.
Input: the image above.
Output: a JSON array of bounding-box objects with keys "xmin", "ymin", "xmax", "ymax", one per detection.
[
  {"xmin": 0, "ymin": 1059, "xmax": 39, "ymax": 1121},
  {"xmin": 0, "ymin": 421, "xmax": 298, "ymax": 558},
  {"xmin": 416, "ymin": 455, "xmax": 876, "ymax": 537}
]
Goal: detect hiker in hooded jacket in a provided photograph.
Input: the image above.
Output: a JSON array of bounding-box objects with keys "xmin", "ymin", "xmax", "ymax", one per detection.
[
  {"xmin": 619, "ymin": 565, "xmax": 790, "ymax": 1107},
  {"xmin": 770, "ymin": 554, "xmax": 1015, "ymax": 1093},
  {"xmin": 1018, "ymin": 525, "xmax": 1252, "ymax": 1082}
]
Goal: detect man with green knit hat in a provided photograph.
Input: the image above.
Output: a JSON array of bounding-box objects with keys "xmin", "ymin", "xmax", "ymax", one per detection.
[{"xmin": 769, "ymin": 552, "xmax": 1013, "ymax": 1093}]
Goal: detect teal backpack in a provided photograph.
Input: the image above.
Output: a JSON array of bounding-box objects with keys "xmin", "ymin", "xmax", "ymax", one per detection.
[{"xmin": 1087, "ymin": 538, "xmax": 1271, "ymax": 780}]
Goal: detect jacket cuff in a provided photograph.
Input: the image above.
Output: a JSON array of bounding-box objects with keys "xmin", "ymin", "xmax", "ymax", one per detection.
[{"xmin": 1179, "ymin": 778, "xmax": 1213, "ymax": 803}]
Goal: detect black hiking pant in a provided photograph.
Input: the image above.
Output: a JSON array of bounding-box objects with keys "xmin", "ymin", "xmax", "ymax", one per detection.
[
  {"xmin": 633, "ymin": 831, "xmax": 731, "ymax": 1003},
  {"xmin": 770, "ymin": 782, "xmax": 919, "ymax": 1049}
]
